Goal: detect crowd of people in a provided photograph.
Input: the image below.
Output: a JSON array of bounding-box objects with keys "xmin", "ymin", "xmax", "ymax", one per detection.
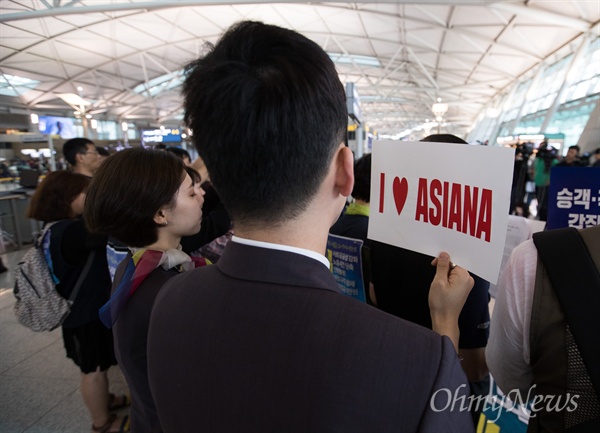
[
  {"xmin": 510, "ymin": 141, "xmax": 600, "ymax": 219},
  {"xmin": 19, "ymin": 20, "xmax": 599, "ymax": 433}
]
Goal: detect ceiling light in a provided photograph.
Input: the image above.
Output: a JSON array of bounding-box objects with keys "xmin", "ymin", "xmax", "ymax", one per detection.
[
  {"xmin": 58, "ymin": 93, "xmax": 91, "ymax": 107},
  {"xmin": 432, "ymin": 102, "xmax": 448, "ymax": 117}
]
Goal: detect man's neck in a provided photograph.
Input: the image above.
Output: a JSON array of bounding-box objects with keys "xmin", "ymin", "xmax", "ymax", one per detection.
[
  {"xmin": 234, "ymin": 228, "xmax": 326, "ymax": 256},
  {"xmin": 232, "ymin": 143, "xmax": 350, "ymax": 256},
  {"xmin": 73, "ymin": 166, "xmax": 93, "ymax": 177},
  {"xmin": 235, "ymin": 212, "xmax": 333, "ymax": 257}
]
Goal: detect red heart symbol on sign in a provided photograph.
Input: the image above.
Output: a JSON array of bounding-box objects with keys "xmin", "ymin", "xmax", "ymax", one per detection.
[{"xmin": 393, "ymin": 177, "xmax": 408, "ymax": 215}]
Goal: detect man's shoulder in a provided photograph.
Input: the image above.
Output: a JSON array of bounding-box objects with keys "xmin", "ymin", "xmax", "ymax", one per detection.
[
  {"xmin": 160, "ymin": 260, "xmax": 218, "ymax": 287},
  {"xmin": 153, "ymin": 248, "xmax": 452, "ymax": 367},
  {"xmin": 158, "ymin": 260, "xmax": 437, "ymax": 338},
  {"xmin": 148, "ymin": 260, "xmax": 472, "ymax": 431}
]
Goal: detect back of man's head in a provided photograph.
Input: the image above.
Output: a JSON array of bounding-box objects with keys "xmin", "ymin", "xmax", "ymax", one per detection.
[
  {"xmin": 63, "ymin": 137, "xmax": 94, "ymax": 166},
  {"xmin": 183, "ymin": 21, "xmax": 347, "ymax": 228}
]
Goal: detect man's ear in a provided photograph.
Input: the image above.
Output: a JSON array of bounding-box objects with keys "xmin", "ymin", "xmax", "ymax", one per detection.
[
  {"xmin": 75, "ymin": 152, "xmax": 85, "ymax": 165},
  {"xmin": 334, "ymin": 145, "xmax": 354, "ymax": 197}
]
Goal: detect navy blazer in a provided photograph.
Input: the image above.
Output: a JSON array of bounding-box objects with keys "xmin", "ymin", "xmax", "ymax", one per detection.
[{"xmin": 148, "ymin": 241, "xmax": 473, "ymax": 433}]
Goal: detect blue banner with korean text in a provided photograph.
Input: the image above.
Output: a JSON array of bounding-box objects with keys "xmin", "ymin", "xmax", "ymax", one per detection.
[
  {"xmin": 547, "ymin": 167, "xmax": 600, "ymax": 230},
  {"xmin": 326, "ymin": 234, "xmax": 366, "ymax": 302}
]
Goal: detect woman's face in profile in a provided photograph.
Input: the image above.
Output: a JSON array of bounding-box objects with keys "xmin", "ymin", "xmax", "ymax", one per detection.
[{"xmin": 162, "ymin": 173, "xmax": 204, "ymax": 238}]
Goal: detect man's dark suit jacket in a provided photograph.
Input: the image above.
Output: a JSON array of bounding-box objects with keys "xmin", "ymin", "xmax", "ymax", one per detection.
[{"xmin": 147, "ymin": 241, "xmax": 474, "ymax": 433}]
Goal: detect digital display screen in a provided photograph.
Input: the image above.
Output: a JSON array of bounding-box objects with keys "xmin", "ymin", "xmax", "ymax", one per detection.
[
  {"xmin": 141, "ymin": 128, "xmax": 182, "ymax": 144},
  {"xmin": 38, "ymin": 116, "xmax": 76, "ymax": 139}
]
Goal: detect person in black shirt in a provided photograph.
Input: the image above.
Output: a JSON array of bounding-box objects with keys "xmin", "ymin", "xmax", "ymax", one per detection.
[{"xmin": 27, "ymin": 171, "xmax": 129, "ymax": 433}]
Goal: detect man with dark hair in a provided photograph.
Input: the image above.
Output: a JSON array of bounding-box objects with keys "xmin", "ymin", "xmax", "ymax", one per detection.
[
  {"xmin": 63, "ymin": 139, "xmax": 112, "ymax": 282},
  {"xmin": 148, "ymin": 21, "xmax": 474, "ymax": 432},
  {"xmin": 557, "ymin": 145, "xmax": 582, "ymax": 167},
  {"xmin": 62, "ymin": 137, "xmax": 102, "ymax": 177}
]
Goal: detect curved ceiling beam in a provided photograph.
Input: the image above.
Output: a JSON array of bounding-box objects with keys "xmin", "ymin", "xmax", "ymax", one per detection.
[
  {"xmin": 2, "ymin": 2, "xmax": 551, "ymax": 69},
  {"xmin": 18, "ymin": 22, "xmax": 498, "ymax": 109},
  {"xmin": 489, "ymin": 2, "xmax": 592, "ymax": 33},
  {"xmin": 0, "ymin": 0, "xmax": 509, "ymax": 22},
  {"xmin": 0, "ymin": 10, "xmax": 147, "ymax": 62}
]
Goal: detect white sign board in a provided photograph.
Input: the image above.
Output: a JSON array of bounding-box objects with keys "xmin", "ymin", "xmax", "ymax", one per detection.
[
  {"xmin": 488, "ymin": 215, "xmax": 531, "ymax": 298},
  {"xmin": 368, "ymin": 140, "xmax": 514, "ymax": 284}
]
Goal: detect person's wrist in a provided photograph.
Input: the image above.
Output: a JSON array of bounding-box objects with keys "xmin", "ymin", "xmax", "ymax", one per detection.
[
  {"xmin": 431, "ymin": 315, "xmax": 460, "ymax": 352},
  {"xmin": 431, "ymin": 316, "xmax": 459, "ymax": 334},
  {"xmin": 430, "ymin": 308, "xmax": 459, "ymax": 325}
]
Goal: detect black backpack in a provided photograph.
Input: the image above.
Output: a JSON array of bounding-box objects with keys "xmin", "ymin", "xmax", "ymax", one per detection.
[{"xmin": 533, "ymin": 227, "xmax": 600, "ymax": 432}]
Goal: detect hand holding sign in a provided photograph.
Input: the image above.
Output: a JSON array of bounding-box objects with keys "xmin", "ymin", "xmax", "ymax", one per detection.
[
  {"xmin": 368, "ymin": 140, "xmax": 514, "ymax": 284},
  {"xmin": 429, "ymin": 252, "xmax": 474, "ymax": 352}
]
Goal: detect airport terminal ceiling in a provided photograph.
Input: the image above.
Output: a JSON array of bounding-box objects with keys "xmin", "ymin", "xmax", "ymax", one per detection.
[{"xmin": 1, "ymin": 0, "xmax": 599, "ymax": 137}]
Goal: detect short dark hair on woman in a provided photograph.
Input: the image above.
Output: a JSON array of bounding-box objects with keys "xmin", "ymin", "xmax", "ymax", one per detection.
[
  {"xmin": 84, "ymin": 148, "xmax": 185, "ymax": 247},
  {"xmin": 27, "ymin": 171, "xmax": 90, "ymax": 222},
  {"xmin": 352, "ymin": 153, "xmax": 372, "ymax": 202},
  {"xmin": 183, "ymin": 21, "xmax": 347, "ymax": 228}
]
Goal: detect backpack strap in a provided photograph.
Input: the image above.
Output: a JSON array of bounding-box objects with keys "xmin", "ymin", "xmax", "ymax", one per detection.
[
  {"xmin": 532, "ymin": 227, "xmax": 600, "ymax": 401},
  {"xmin": 68, "ymin": 251, "xmax": 95, "ymax": 302},
  {"xmin": 41, "ymin": 220, "xmax": 95, "ymax": 302},
  {"xmin": 36, "ymin": 221, "xmax": 59, "ymax": 248}
]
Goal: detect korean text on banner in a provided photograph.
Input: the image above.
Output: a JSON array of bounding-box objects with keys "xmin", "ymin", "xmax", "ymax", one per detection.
[
  {"xmin": 547, "ymin": 166, "xmax": 600, "ymax": 230},
  {"xmin": 367, "ymin": 140, "xmax": 514, "ymax": 284},
  {"xmin": 326, "ymin": 234, "xmax": 366, "ymax": 302}
]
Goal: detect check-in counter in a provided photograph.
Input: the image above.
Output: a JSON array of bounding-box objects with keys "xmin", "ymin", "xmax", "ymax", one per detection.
[{"xmin": 0, "ymin": 192, "xmax": 36, "ymax": 248}]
